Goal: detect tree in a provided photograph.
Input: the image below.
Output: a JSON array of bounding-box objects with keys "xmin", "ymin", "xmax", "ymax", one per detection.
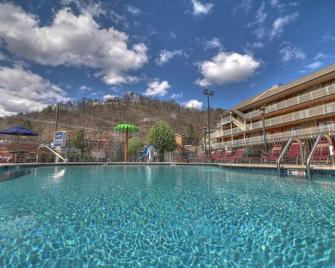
[
  {"xmin": 114, "ymin": 123, "xmax": 139, "ymax": 162},
  {"xmin": 186, "ymin": 123, "xmax": 199, "ymax": 145},
  {"xmin": 147, "ymin": 121, "xmax": 176, "ymax": 161},
  {"xmin": 23, "ymin": 120, "xmax": 33, "ymax": 130},
  {"xmin": 128, "ymin": 137, "xmax": 143, "ymax": 158},
  {"xmin": 72, "ymin": 129, "xmax": 86, "ymax": 154}
]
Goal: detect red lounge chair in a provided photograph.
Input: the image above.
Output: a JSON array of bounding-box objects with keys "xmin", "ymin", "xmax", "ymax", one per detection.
[
  {"xmin": 210, "ymin": 150, "xmax": 217, "ymax": 162},
  {"xmin": 0, "ymin": 151, "xmax": 15, "ymax": 163},
  {"xmin": 264, "ymin": 146, "xmax": 282, "ymax": 163},
  {"xmin": 20, "ymin": 151, "xmax": 37, "ymax": 163},
  {"xmin": 285, "ymin": 143, "xmax": 302, "ymax": 163},
  {"xmin": 211, "ymin": 150, "xmax": 222, "ymax": 162},
  {"xmin": 197, "ymin": 152, "xmax": 205, "ymax": 162},
  {"xmin": 232, "ymin": 148, "xmax": 245, "ymax": 163},
  {"xmin": 312, "ymin": 144, "xmax": 330, "ymax": 163},
  {"xmin": 222, "ymin": 150, "xmax": 234, "ymax": 162}
]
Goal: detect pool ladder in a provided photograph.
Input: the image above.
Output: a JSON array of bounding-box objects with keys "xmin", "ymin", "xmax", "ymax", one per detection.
[
  {"xmin": 277, "ymin": 134, "xmax": 334, "ymax": 178},
  {"xmin": 306, "ymin": 134, "xmax": 334, "ymax": 178},
  {"xmin": 277, "ymin": 138, "xmax": 292, "ymax": 175},
  {"xmin": 277, "ymin": 138, "xmax": 304, "ymax": 175},
  {"xmin": 36, "ymin": 144, "xmax": 68, "ymax": 163}
]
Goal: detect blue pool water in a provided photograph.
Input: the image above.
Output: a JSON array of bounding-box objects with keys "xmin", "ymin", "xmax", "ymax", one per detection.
[{"xmin": 0, "ymin": 165, "xmax": 334, "ymax": 267}]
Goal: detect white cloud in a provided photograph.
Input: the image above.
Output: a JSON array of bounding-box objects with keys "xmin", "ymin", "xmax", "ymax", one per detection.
[
  {"xmin": 254, "ymin": 27, "xmax": 267, "ymax": 40},
  {"xmin": 0, "ymin": 66, "xmax": 69, "ymax": 116},
  {"xmin": 203, "ymin": 38, "xmax": 223, "ymax": 50},
  {"xmin": 168, "ymin": 31, "xmax": 177, "ymax": 39},
  {"xmin": 125, "ymin": 5, "xmax": 142, "ymax": 15},
  {"xmin": 246, "ymin": 42, "xmax": 264, "ymax": 50},
  {"xmin": 270, "ymin": 0, "xmax": 298, "ymax": 10},
  {"xmin": 248, "ymin": 2, "xmax": 268, "ymax": 40},
  {"xmin": 0, "ymin": 52, "xmax": 5, "ymax": 61},
  {"xmin": 322, "ymin": 35, "xmax": 335, "ymax": 42},
  {"xmin": 103, "ymin": 94, "xmax": 118, "ymax": 101},
  {"xmin": 191, "ymin": 0, "xmax": 213, "ymax": 15},
  {"xmin": 61, "ymin": 0, "xmax": 108, "ymax": 18},
  {"xmin": 250, "ymin": 2, "xmax": 299, "ymax": 41},
  {"xmin": 305, "ymin": 61, "xmax": 322, "ymax": 70},
  {"xmin": 171, "ymin": 92, "xmax": 183, "ymax": 99},
  {"xmin": 183, "ymin": 99, "xmax": 203, "ymax": 109},
  {"xmin": 0, "ymin": 3, "xmax": 148, "ymax": 85},
  {"xmin": 270, "ymin": 12, "xmax": 298, "ymax": 38},
  {"xmin": 255, "ymin": 2, "xmax": 267, "ymax": 24},
  {"xmin": 304, "ymin": 53, "xmax": 327, "ymax": 70},
  {"xmin": 270, "ymin": 0, "xmax": 284, "ymax": 9},
  {"xmin": 156, "ymin": 50, "xmax": 184, "ymax": 65},
  {"xmin": 234, "ymin": 0, "xmax": 253, "ymax": 13},
  {"xmin": 144, "ymin": 80, "xmax": 171, "ymax": 97},
  {"xmin": 79, "ymin": 85, "xmax": 92, "ymax": 92},
  {"xmin": 279, "ymin": 46, "xmax": 305, "ymax": 62},
  {"xmin": 196, "ymin": 51, "xmax": 261, "ymax": 86},
  {"xmin": 315, "ymin": 53, "xmax": 327, "ymax": 60}
]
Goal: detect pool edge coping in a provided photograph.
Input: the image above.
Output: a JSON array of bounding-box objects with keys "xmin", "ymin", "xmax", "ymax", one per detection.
[{"xmin": 1, "ymin": 161, "xmax": 335, "ymax": 175}]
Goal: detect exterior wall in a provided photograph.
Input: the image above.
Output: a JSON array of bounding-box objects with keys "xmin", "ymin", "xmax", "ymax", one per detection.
[{"xmin": 212, "ymin": 72, "xmax": 335, "ymax": 150}]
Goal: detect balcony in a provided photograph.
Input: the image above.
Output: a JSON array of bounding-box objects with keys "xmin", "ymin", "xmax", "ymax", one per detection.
[
  {"xmin": 211, "ymin": 122, "xmax": 335, "ymax": 149},
  {"xmin": 244, "ymin": 82, "xmax": 335, "ymax": 119},
  {"xmin": 215, "ymin": 100, "xmax": 335, "ymax": 138},
  {"xmin": 219, "ymin": 114, "xmax": 246, "ymax": 130}
]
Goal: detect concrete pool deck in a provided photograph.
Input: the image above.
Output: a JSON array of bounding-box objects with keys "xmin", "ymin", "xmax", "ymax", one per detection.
[{"xmin": 1, "ymin": 161, "xmax": 335, "ymax": 175}]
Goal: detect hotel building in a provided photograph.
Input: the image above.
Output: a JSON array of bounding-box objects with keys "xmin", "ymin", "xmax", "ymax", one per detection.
[{"xmin": 211, "ymin": 64, "xmax": 335, "ymax": 152}]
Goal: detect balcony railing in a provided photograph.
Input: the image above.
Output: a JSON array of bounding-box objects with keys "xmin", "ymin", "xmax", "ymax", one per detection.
[
  {"xmin": 211, "ymin": 123, "xmax": 335, "ymax": 149},
  {"xmin": 215, "ymin": 100, "xmax": 335, "ymax": 138},
  {"xmin": 244, "ymin": 82, "xmax": 335, "ymax": 119},
  {"xmin": 218, "ymin": 82, "xmax": 335, "ymax": 128}
]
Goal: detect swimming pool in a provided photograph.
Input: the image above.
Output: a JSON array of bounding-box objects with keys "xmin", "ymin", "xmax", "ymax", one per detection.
[{"xmin": 0, "ymin": 165, "xmax": 334, "ymax": 266}]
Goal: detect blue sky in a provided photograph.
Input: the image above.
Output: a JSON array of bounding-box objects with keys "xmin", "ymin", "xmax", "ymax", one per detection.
[{"xmin": 0, "ymin": 0, "xmax": 335, "ymax": 115}]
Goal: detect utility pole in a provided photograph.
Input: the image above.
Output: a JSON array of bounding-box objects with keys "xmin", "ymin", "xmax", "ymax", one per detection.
[
  {"xmin": 54, "ymin": 103, "xmax": 60, "ymax": 133},
  {"xmin": 203, "ymin": 89, "xmax": 214, "ymax": 161},
  {"xmin": 260, "ymin": 106, "xmax": 267, "ymax": 154},
  {"xmin": 203, "ymin": 127, "xmax": 207, "ymax": 161}
]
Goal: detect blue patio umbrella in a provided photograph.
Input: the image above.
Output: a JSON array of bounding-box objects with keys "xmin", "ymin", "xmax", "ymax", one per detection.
[
  {"xmin": 0, "ymin": 126, "xmax": 39, "ymax": 161},
  {"xmin": 0, "ymin": 125, "xmax": 38, "ymax": 136}
]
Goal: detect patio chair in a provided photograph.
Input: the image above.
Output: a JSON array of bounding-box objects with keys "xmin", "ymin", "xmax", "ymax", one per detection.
[
  {"xmin": 284, "ymin": 143, "xmax": 302, "ymax": 164},
  {"xmin": 222, "ymin": 150, "xmax": 234, "ymax": 162},
  {"xmin": 232, "ymin": 148, "xmax": 245, "ymax": 163},
  {"xmin": 197, "ymin": 152, "xmax": 206, "ymax": 162},
  {"xmin": 211, "ymin": 150, "xmax": 222, "ymax": 162},
  {"xmin": 263, "ymin": 146, "xmax": 282, "ymax": 163},
  {"xmin": 20, "ymin": 151, "xmax": 37, "ymax": 163},
  {"xmin": 210, "ymin": 150, "xmax": 217, "ymax": 162},
  {"xmin": 0, "ymin": 151, "xmax": 15, "ymax": 163},
  {"xmin": 312, "ymin": 144, "xmax": 330, "ymax": 163}
]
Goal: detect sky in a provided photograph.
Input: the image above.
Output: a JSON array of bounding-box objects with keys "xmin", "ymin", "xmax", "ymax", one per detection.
[{"xmin": 0, "ymin": 0, "xmax": 335, "ymax": 116}]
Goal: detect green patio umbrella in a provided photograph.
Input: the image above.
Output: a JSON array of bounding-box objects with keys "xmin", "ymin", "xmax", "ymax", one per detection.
[{"xmin": 114, "ymin": 124, "xmax": 139, "ymax": 162}]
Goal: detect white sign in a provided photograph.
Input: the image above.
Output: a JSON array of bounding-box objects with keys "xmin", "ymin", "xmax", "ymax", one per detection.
[
  {"xmin": 287, "ymin": 169, "xmax": 305, "ymax": 177},
  {"xmin": 54, "ymin": 131, "xmax": 68, "ymax": 148}
]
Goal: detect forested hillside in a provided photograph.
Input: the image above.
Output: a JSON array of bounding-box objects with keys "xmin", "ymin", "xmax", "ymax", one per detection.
[{"xmin": 0, "ymin": 93, "xmax": 224, "ymax": 145}]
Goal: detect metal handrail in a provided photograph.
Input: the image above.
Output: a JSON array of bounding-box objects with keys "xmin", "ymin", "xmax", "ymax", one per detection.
[
  {"xmin": 306, "ymin": 134, "xmax": 334, "ymax": 178},
  {"xmin": 306, "ymin": 134, "xmax": 322, "ymax": 178},
  {"xmin": 277, "ymin": 138, "xmax": 293, "ymax": 174},
  {"xmin": 277, "ymin": 138, "xmax": 304, "ymax": 175},
  {"xmin": 36, "ymin": 144, "xmax": 67, "ymax": 163}
]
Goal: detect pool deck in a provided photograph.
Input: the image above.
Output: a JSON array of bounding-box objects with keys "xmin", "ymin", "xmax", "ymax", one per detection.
[{"xmin": 1, "ymin": 161, "xmax": 334, "ymax": 172}]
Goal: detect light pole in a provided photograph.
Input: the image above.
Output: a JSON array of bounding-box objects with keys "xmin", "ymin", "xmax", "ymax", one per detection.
[
  {"xmin": 260, "ymin": 106, "xmax": 267, "ymax": 154},
  {"xmin": 203, "ymin": 127, "xmax": 207, "ymax": 161},
  {"xmin": 203, "ymin": 89, "xmax": 214, "ymax": 161}
]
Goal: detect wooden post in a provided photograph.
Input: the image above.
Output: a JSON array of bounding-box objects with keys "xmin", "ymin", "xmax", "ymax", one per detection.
[{"xmin": 124, "ymin": 129, "xmax": 128, "ymax": 162}]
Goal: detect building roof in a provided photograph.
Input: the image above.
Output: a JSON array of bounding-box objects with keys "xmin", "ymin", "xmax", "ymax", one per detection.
[{"xmin": 233, "ymin": 63, "xmax": 335, "ymax": 112}]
